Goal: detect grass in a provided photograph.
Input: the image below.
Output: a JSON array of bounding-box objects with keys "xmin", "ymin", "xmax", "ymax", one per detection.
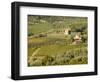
[
  {"xmin": 28, "ymin": 22, "xmax": 52, "ymax": 35},
  {"xmin": 28, "ymin": 38, "xmax": 88, "ymax": 66}
]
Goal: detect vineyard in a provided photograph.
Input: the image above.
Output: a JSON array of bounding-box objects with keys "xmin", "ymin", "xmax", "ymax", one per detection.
[{"xmin": 28, "ymin": 15, "xmax": 88, "ymax": 66}]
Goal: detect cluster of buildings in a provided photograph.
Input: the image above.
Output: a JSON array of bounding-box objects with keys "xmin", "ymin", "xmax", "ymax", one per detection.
[{"xmin": 64, "ymin": 28, "xmax": 82, "ymax": 44}]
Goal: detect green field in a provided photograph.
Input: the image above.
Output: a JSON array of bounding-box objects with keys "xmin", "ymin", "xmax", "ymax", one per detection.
[{"xmin": 28, "ymin": 15, "xmax": 88, "ymax": 66}]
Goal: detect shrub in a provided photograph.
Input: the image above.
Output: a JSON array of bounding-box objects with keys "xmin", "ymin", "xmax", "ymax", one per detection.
[
  {"xmin": 69, "ymin": 56, "xmax": 88, "ymax": 64},
  {"xmin": 39, "ymin": 34, "xmax": 47, "ymax": 37}
]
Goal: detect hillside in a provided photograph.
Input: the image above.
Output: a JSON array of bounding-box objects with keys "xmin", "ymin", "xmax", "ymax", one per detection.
[{"xmin": 28, "ymin": 15, "xmax": 88, "ymax": 66}]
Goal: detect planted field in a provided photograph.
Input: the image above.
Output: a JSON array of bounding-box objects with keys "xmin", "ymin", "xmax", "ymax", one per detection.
[{"xmin": 28, "ymin": 15, "xmax": 88, "ymax": 66}]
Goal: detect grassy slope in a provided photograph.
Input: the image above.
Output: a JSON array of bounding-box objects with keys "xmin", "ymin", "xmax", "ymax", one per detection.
[
  {"xmin": 28, "ymin": 22, "xmax": 52, "ymax": 35},
  {"xmin": 28, "ymin": 43, "xmax": 87, "ymax": 66},
  {"xmin": 28, "ymin": 34, "xmax": 88, "ymax": 66}
]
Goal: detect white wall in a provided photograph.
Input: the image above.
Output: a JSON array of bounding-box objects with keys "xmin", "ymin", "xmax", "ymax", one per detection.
[{"xmin": 0, "ymin": 0, "xmax": 99, "ymax": 82}]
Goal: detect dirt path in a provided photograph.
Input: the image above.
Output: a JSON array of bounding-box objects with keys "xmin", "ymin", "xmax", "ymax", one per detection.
[
  {"xmin": 28, "ymin": 48, "xmax": 40, "ymax": 63},
  {"xmin": 31, "ymin": 48, "xmax": 40, "ymax": 57}
]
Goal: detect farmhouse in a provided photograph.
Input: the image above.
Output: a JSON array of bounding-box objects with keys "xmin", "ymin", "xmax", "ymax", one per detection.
[
  {"xmin": 73, "ymin": 34, "xmax": 82, "ymax": 44},
  {"xmin": 64, "ymin": 28, "xmax": 71, "ymax": 35}
]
